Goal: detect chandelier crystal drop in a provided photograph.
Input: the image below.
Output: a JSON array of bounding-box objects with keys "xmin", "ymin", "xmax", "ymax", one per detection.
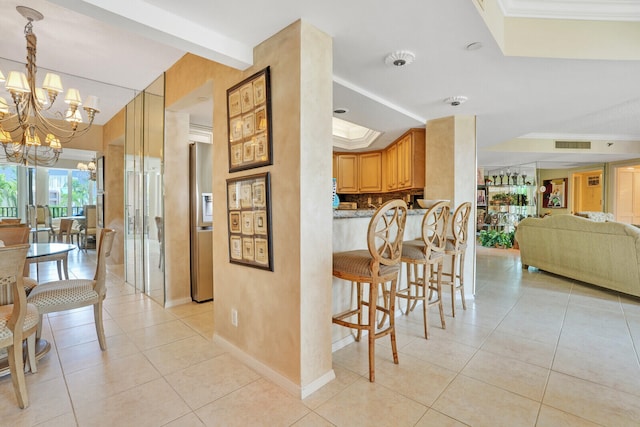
[{"xmin": 0, "ymin": 6, "xmax": 100, "ymax": 166}]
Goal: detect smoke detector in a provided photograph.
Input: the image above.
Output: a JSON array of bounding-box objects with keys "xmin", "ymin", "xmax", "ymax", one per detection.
[
  {"xmin": 444, "ymin": 96, "xmax": 468, "ymax": 106},
  {"xmin": 384, "ymin": 51, "xmax": 416, "ymax": 67}
]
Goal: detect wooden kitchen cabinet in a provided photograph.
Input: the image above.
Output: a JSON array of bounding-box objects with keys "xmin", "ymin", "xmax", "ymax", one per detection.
[
  {"xmin": 359, "ymin": 152, "xmax": 383, "ymax": 192},
  {"xmin": 385, "ymin": 143, "xmax": 398, "ymax": 191},
  {"xmin": 334, "ymin": 153, "xmax": 358, "ymax": 193},
  {"xmin": 396, "ymin": 128, "xmax": 425, "ymax": 190},
  {"xmin": 333, "ymin": 127, "xmax": 424, "ymax": 194}
]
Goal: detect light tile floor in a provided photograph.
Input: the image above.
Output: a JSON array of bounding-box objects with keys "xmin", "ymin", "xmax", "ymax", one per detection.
[{"xmin": 1, "ymin": 246, "xmax": 640, "ymax": 426}]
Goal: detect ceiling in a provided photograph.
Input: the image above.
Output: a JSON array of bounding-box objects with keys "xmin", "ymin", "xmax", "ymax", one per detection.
[{"xmin": 1, "ymin": 0, "xmax": 639, "ymax": 169}]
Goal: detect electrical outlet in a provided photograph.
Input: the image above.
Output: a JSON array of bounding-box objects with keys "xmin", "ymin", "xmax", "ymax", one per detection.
[{"xmin": 231, "ymin": 309, "xmax": 238, "ymax": 327}]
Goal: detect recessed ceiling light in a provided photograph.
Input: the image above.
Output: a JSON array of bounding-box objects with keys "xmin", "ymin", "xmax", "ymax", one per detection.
[
  {"xmin": 444, "ymin": 96, "xmax": 468, "ymax": 106},
  {"xmin": 384, "ymin": 51, "xmax": 416, "ymax": 67},
  {"xmin": 333, "ymin": 108, "xmax": 349, "ymax": 114},
  {"xmin": 465, "ymin": 42, "xmax": 483, "ymax": 51}
]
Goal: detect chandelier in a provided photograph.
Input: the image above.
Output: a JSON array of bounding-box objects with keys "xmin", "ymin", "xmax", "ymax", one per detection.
[
  {"xmin": 0, "ymin": 6, "xmax": 100, "ymax": 167},
  {"xmin": 77, "ymin": 157, "xmax": 97, "ymax": 181}
]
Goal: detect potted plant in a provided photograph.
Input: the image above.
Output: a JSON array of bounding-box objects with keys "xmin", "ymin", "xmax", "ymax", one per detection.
[{"xmin": 478, "ymin": 229, "xmax": 515, "ymax": 249}]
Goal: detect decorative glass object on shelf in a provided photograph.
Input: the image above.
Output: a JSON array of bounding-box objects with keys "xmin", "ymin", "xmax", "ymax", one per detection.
[{"xmin": 332, "ymin": 178, "xmax": 340, "ymax": 209}]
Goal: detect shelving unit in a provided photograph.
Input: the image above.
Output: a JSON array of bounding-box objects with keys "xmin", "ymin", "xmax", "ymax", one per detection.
[{"xmin": 478, "ymin": 183, "xmax": 538, "ymax": 233}]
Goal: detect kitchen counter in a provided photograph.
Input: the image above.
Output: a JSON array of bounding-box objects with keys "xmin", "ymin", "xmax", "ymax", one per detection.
[{"xmin": 333, "ymin": 208, "xmax": 426, "ymax": 219}]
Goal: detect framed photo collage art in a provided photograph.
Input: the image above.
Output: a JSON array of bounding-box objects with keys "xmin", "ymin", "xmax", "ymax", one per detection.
[{"xmin": 226, "ymin": 67, "xmax": 273, "ymax": 271}]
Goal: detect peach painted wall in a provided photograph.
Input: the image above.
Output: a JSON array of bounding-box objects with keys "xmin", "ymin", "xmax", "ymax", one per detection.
[
  {"xmin": 425, "ymin": 115, "xmax": 477, "ymax": 298},
  {"xmin": 164, "ymin": 56, "xmax": 242, "ymax": 305},
  {"xmin": 212, "ymin": 20, "xmax": 334, "ymax": 393},
  {"xmin": 102, "ymin": 109, "xmax": 125, "ymax": 265}
]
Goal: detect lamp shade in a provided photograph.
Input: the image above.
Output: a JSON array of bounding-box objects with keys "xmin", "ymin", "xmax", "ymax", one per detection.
[
  {"xmin": 25, "ymin": 132, "xmax": 41, "ymax": 146},
  {"xmin": 0, "ymin": 70, "xmax": 5, "ymax": 83},
  {"xmin": 65, "ymin": 109, "xmax": 83, "ymax": 124},
  {"xmin": 6, "ymin": 71, "xmax": 30, "ymax": 93},
  {"xmin": 45, "ymin": 134, "xmax": 61, "ymax": 149},
  {"xmin": 64, "ymin": 88, "xmax": 82, "ymax": 106},
  {"xmin": 42, "ymin": 73, "xmax": 63, "ymax": 93},
  {"xmin": 83, "ymin": 95, "xmax": 100, "ymax": 112}
]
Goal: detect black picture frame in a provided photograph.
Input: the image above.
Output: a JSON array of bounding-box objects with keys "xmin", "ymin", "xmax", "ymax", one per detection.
[
  {"xmin": 226, "ymin": 172, "xmax": 273, "ymax": 271},
  {"xmin": 477, "ymin": 189, "xmax": 486, "ymax": 206},
  {"xmin": 227, "ymin": 67, "xmax": 272, "ymax": 172},
  {"xmin": 542, "ymin": 178, "xmax": 568, "ymax": 208},
  {"xmin": 96, "ymin": 156, "xmax": 105, "ymax": 192}
]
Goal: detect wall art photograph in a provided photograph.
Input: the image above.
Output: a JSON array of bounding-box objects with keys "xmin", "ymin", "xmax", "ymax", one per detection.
[
  {"xmin": 226, "ymin": 172, "xmax": 273, "ymax": 270},
  {"xmin": 227, "ymin": 67, "xmax": 272, "ymax": 172}
]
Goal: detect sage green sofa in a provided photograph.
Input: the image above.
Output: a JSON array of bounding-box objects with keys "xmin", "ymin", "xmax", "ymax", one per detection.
[{"xmin": 515, "ymin": 215, "xmax": 640, "ymax": 297}]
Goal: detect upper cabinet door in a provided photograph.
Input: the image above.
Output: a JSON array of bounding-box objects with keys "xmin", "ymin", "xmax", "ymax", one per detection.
[
  {"xmin": 386, "ymin": 144, "xmax": 398, "ymax": 191},
  {"xmin": 335, "ymin": 153, "xmax": 358, "ymax": 193},
  {"xmin": 359, "ymin": 152, "xmax": 382, "ymax": 192}
]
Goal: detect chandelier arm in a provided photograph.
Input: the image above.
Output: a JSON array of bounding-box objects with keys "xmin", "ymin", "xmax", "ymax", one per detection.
[
  {"xmin": 34, "ymin": 114, "xmax": 97, "ymax": 143},
  {"xmin": 10, "ymin": 93, "xmax": 30, "ymax": 125}
]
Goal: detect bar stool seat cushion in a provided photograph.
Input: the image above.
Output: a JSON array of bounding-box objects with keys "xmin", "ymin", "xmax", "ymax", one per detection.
[
  {"xmin": 402, "ymin": 239, "xmax": 445, "ymax": 261},
  {"xmin": 445, "ymin": 239, "xmax": 468, "ymax": 252},
  {"xmin": 333, "ymin": 250, "xmax": 400, "ymax": 278}
]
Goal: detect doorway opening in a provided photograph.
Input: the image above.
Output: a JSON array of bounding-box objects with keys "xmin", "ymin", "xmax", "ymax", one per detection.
[{"xmin": 571, "ymin": 169, "xmax": 603, "ymax": 214}]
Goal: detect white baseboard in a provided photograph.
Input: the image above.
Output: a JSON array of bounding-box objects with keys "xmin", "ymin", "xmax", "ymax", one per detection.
[{"xmin": 214, "ymin": 334, "xmax": 335, "ymax": 399}]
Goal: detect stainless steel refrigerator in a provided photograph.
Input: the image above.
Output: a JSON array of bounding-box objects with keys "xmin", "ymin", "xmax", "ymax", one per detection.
[{"xmin": 190, "ymin": 142, "xmax": 214, "ymax": 302}]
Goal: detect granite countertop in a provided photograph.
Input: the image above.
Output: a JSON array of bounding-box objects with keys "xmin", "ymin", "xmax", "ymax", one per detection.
[{"xmin": 333, "ymin": 208, "xmax": 426, "ymax": 219}]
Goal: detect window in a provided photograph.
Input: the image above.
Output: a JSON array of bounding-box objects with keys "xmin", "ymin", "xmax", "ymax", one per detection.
[
  {"xmin": 48, "ymin": 168, "xmax": 95, "ymax": 217},
  {"xmin": 0, "ymin": 164, "xmax": 18, "ymax": 218}
]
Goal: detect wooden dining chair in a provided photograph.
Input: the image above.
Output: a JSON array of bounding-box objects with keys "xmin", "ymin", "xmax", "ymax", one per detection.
[
  {"xmin": 54, "ymin": 219, "xmax": 74, "ymax": 243},
  {"xmin": 397, "ymin": 200, "xmax": 450, "ymax": 339},
  {"xmin": 0, "ymin": 225, "xmax": 38, "ymax": 296},
  {"xmin": 332, "ymin": 199, "xmax": 408, "ymax": 382},
  {"xmin": 28, "ymin": 229, "xmax": 116, "ymax": 350},
  {"xmin": 80, "ymin": 205, "xmax": 97, "ymax": 251},
  {"xmin": 0, "ymin": 224, "xmax": 30, "ymax": 246},
  {"xmin": 0, "ymin": 244, "xmax": 39, "ymax": 408}
]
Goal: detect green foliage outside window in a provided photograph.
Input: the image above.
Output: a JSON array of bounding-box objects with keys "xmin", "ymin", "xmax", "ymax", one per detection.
[{"xmin": 0, "ymin": 166, "xmax": 18, "ymax": 207}]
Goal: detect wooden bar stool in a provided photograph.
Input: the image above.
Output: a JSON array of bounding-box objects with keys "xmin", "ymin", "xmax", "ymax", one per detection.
[
  {"xmin": 440, "ymin": 202, "xmax": 472, "ymax": 317},
  {"xmin": 332, "ymin": 199, "xmax": 408, "ymax": 382},
  {"xmin": 397, "ymin": 200, "xmax": 450, "ymax": 339}
]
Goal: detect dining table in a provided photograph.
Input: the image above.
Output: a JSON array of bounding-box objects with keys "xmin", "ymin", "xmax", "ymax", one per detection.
[{"xmin": 24, "ymin": 243, "xmax": 76, "ymax": 282}]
